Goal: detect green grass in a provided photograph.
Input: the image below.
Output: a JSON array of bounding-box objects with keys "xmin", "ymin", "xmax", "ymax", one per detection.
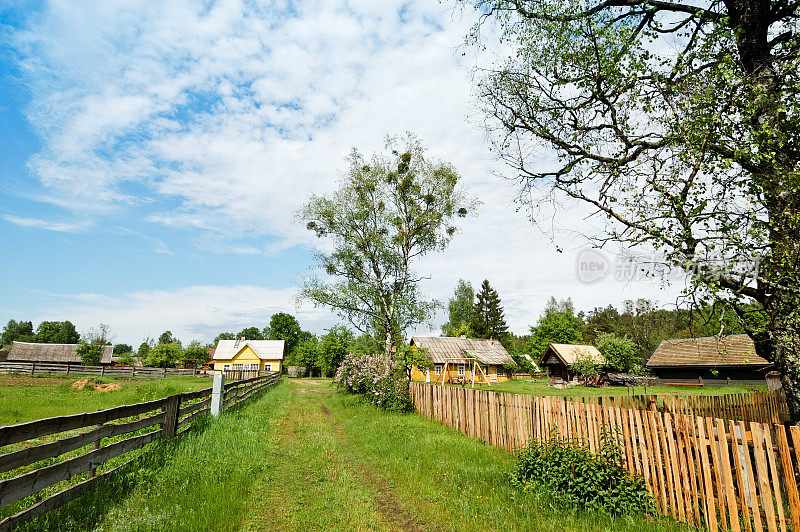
[
  {"xmin": 440, "ymin": 377, "xmax": 766, "ymax": 398},
  {"xmin": 0, "ymin": 373, "xmax": 211, "ymax": 425},
  {"xmin": 23, "ymin": 379, "xmax": 688, "ymax": 531}
]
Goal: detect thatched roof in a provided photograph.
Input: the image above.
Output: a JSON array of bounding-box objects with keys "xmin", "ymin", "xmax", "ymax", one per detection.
[
  {"xmin": 8, "ymin": 341, "xmax": 113, "ymax": 364},
  {"xmin": 646, "ymin": 334, "xmax": 771, "ymax": 368},
  {"xmin": 212, "ymin": 339, "xmax": 285, "ymax": 360},
  {"xmin": 409, "ymin": 337, "xmax": 514, "ymax": 366},
  {"xmin": 539, "ymin": 343, "xmax": 603, "ymax": 367}
]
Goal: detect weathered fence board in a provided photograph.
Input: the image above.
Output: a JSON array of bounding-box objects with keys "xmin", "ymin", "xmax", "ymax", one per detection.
[
  {"xmin": 0, "ymin": 398, "xmax": 168, "ymax": 447},
  {"xmin": 410, "ymin": 382, "xmax": 799, "ymax": 532},
  {"xmin": 0, "ymin": 372, "xmax": 280, "ymax": 531},
  {"xmin": 0, "ymin": 412, "xmax": 164, "ymax": 475},
  {"xmin": 0, "ymin": 362, "xmax": 199, "ymax": 379}
]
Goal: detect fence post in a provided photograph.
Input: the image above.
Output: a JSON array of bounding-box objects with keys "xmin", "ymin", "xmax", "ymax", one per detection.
[
  {"xmin": 162, "ymin": 395, "xmax": 180, "ymax": 438},
  {"xmin": 88, "ymin": 423, "xmax": 103, "ymax": 478},
  {"xmin": 211, "ymin": 373, "xmax": 225, "ymax": 417}
]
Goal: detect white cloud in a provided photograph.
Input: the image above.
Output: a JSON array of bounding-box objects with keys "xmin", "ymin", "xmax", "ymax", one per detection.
[
  {"xmin": 3, "ymin": 214, "xmax": 92, "ymax": 232},
  {"xmin": 37, "ymin": 285, "xmax": 338, "ymax": 345},
  {"xmin": 8, "ymin": 0, "xmax": 691, "ymax": 336}
]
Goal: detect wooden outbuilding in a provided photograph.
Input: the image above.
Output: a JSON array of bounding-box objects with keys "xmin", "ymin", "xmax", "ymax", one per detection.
[
  {"xmin": 7, "ymin": 341, "xmax": 113, "ymax": 365},
  {"xmin": 646, "ymin": 334, "xmax": 773, "ymax": 381},
  {"xmin": 538, "ymin": 343, "xmax": 603, "ymax": 382},
  {"xmin": 409, "ymin": 336, "xmax": 515, "ymax": 384}
]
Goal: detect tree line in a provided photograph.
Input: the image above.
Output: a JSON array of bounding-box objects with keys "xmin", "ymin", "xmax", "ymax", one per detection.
[{"xmin": 440, "ymin": 279, "xmax": 767, "ymax": 375}]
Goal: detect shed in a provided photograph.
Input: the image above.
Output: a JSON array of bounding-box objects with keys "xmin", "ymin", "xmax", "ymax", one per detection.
[
  {"xmin": 539, "ymin": 343, "xmax": 603, "ymax": 382},
  {"xmin": 409, "ymin": 336, "xmax": 515, "ymax": 384},
  {"xmin": 7, "ymin": 341, "xmax": 113, "ymax": 365},
  {"xmin": 646, "ymin": 334, "xmax": 772, "ymax": 380}
]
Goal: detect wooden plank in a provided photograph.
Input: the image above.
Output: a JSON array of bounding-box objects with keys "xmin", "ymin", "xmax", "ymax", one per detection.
[
  {"xmin": 678, "ymin": 414, "xmax": 700, "ymax": 527},
  {"xmin": 649, "ymin": 411, "xmax": 669, "ymax": 516},
  {"xmin": 740, "ymin": 421, "xmax": 764, "ymax": 532},
  {"xmin": 751, "ymin": 422, "xmax": 778, "ymax": 532},
  {"xmin": 762, "ymin": 425, "xmax": 786, "ymax": 532},
  {"xmin": 0, "ymin": 429, "xmax": 159, "ymax": 507},
  {"xmin": 0, "ymin": 412, "xmax": 163, "ymax": 474},
  {"xmin": 774, "ymin": 424, "xmax": 800, "ymax": 532},
  {"xmin": 633, "ymin": 408, "xmax": 653, "ymax": 493},
  {"xmin": 178, "ymin": 397, "xmax": 210, "ymax": 418},
  {"xmin": 663, "ymin": 413, "xmax": 685, "ymax": 521},
  {"xmin": 715, "ymin": 418, "xmax": 741, "ymax": 532},
  {"xmin": 696, "ymin": 417, "xmax": 718, "ymax": 532},
  {"xmin": 706, "ymin": 417, "xmax": 729, "ymax": 532},
  {"xmin": 176, "ymin": 406, "xmax": 209, "ymax": 431},
  {"xmin": 0, "ymin": 452, "xmax": 145, "ymax": 532},
  {"xmin": 180, "ymin": 387, "xmax": 212, "ymax": 402},
  {"xmin": 729, "ymin": 420, "xmax": 754, "ymax": 532},
  {"xmin": 0, "ymin": 398, "xmax": 167, "ymax": 447}
]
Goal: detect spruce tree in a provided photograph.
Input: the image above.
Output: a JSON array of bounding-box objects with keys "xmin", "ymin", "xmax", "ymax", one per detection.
[{"xmin": 470, "ymin": 280, "xmax": 508, "ymax": 341}]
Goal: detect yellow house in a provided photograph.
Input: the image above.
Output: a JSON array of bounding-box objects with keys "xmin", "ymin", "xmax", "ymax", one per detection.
[
  {"xmin": 409, "ymin": 336, "xmax": 515, "ymax": 384},
  {"xmin": 211, "ymin": 338, "xmax": 285, "ymax": 374}
]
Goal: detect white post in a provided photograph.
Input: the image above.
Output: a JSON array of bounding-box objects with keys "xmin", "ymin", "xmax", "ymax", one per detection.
[
  {"xmin": 425, "ymin": 368, "xmax": 430, "ymax": 383},
  {"xmin": 211, "ymin": 373, "xmax": 225, "ymax": 417}
]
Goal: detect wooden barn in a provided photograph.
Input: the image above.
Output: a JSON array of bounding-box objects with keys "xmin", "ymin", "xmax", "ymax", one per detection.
[
  {"xmin": 7, "ymin": 341, "xmax": 114, "ymax": 365},
  {"xmin": 538, "ymin": 343, "xmax": 603, "ymax": 382},
  {"xmin": 409, "ymin": 336, "xmax": 515, "ymax": 384},
  {"xmin": 646, "ymin": 334, "xmax": 773, "ymax": 382}
]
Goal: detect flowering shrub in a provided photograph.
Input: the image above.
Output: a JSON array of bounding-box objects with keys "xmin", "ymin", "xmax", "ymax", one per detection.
[{"xmin": 334, "ymin": 352, "xmax": 412, "ymax": 412}]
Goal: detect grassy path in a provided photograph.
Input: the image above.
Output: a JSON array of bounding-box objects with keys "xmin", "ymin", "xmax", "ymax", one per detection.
[{"xmin": 23, "ymin": 379, "xmax": 687, "ymax": 531}]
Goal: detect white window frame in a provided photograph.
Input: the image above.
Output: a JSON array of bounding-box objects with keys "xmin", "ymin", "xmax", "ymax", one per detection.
[
  {"xmin": 263, "ymin": 363, "xmax": 271, "ymax": 372},
  {"xmin": 223, "ymin": 364, "xmax": 230, "ymax": 371},
  {"xmin": 434, "ymin": 364, "xmax": 443, "ymax": 375},
  {"xmin": 458, "ymin": 364, "xmax": 465, "ymax": 376}
]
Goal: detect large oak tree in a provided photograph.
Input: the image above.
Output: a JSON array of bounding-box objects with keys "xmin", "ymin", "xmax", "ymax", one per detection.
[{"xmin": 469, "ymin": 1, "xmax": 800, "ymax": 418}]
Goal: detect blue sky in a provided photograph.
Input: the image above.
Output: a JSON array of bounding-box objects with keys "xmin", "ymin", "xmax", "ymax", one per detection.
[{"xmin": 0, "ymin": 1, "xmax": 686, "ymax": 345}]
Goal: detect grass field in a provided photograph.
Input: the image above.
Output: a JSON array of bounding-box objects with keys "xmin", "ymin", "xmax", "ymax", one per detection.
[
  {"xmin": 22, "ymin": 378, "xmax": 687, "ymax": 531},
  {"xmin": 436, "ymin": 377, "xmax": 766, "ymax": 398},
  {"xmin": 0, "ymin": 373, "xmax": 211, "ymax": 425}
]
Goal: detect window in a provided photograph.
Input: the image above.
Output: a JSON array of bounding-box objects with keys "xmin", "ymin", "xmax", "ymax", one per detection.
[
  {"xmin": 434, "ymin": 364, "xmax": 443, "ymax": 375},
  {"xmin": 233, "ymin": 364, "xmax": 243, "ymax": 371},
  {"xmin": 264, "ymin": 364, "xmax": 271, "ymax": 372},
  {"xmin": 497, "ymin": 366, "xmax": 505, "ymax": 377},
  {"xmin": 223, "ymin": 364, "xmax": 230, "ymax": 371},
  {"xmin": 458, "ymin": 364, "xmax": 465, "ymax": 376}
]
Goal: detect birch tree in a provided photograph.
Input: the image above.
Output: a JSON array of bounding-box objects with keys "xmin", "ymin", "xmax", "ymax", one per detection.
[{"xmin": 300, "ymin": 135, "xmax": 474, "ymax": 356}]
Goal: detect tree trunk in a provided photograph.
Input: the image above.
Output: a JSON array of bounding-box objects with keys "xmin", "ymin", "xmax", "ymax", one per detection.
[{"xmin": 769, "ymin": 306, "xmax": 800, "ymax": 422}]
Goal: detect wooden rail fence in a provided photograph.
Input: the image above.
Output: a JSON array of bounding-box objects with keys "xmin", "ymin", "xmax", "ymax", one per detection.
[
  {"xmin": 410, "ymin": 382, "xmax": 800, "ymax": 531},
  {"xmin": 0, "ymin": 372, "xmax": 280, "ymax": 531},
  {"xmin": 0, "ymin": 361, "xmax": 200, "ymax": 379}
]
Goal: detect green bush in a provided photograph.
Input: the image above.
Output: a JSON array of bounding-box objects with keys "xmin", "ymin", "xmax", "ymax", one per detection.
[
  {"xmin": 596, "ymin": 332, "xmax": 638, "ymax": 373},
  {"xmin": 76, "ymin": 341, "xmax": 104, "ymax": 366},
  {"xmin": 143, "ymin": 342, "xmax": 182, "ymax": 368},
  {"xmin": 510, "ymin": 431, "xmax": 655, "ymax": 516}
]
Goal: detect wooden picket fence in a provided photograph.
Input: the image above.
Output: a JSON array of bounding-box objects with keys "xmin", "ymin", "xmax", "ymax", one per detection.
[
  {"xmin": 410, "ymin": 382, "xmax": 800, "ymax": 531},
  {"xmin": 572, "ymin": 389, "xmax": 790, "ymax": 425},
  {"xmin": 0, "ymin": 372, "xmax": 280, "ymax": 531}
]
